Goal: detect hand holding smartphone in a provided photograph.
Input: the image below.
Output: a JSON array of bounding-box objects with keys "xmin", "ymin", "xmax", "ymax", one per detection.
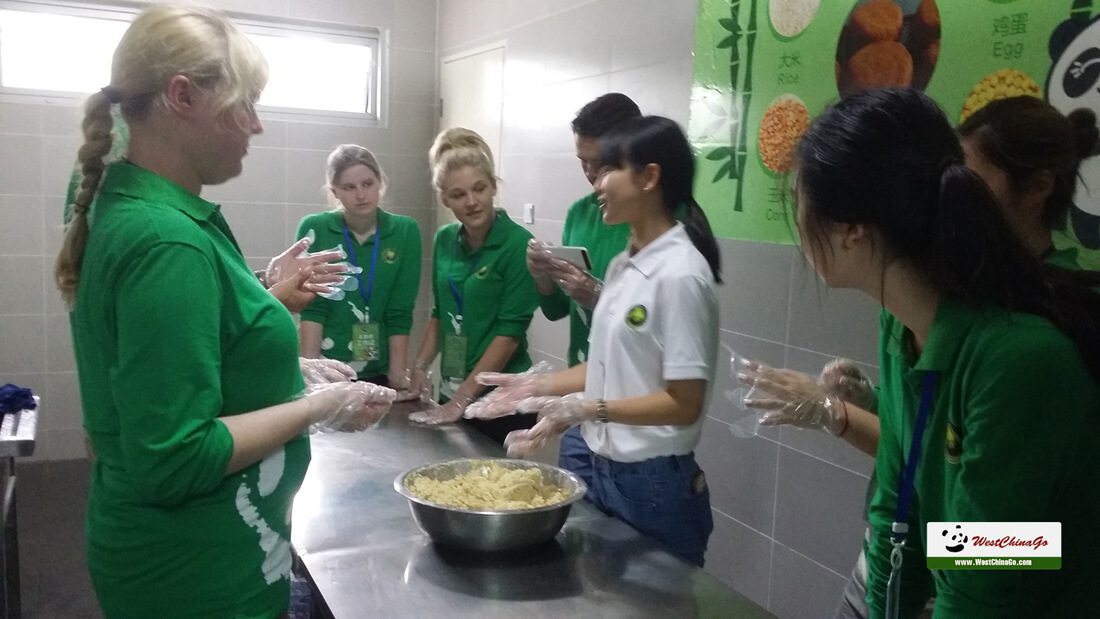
[{"xmin": 543, "ymin": 245, "xmax": 592, "ymax": 271}]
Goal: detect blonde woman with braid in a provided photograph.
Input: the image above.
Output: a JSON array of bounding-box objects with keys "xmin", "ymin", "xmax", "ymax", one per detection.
[{"xmin": 55, "ymin": 6, "xmax": 393, "ymax": 617}]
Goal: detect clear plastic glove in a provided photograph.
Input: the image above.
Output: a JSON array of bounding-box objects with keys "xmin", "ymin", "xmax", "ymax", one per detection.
[
  {"xmin": 300, "ymin": 357, "xmax": 357, "ymax": 385},
  {"xmin": 407, "ymin": 391, "xmax": 470, "ymax": 426},
  {"xmin": 408, "ymin": 391, "xmax": 472, "ymax": 425},
  {"xmin": 819, "ymin": 359, "xmax": 877, "ymax": 413},
  {"xmin": 527, "ymin": 239, "xmax": 558, "ymax": 294},
  {"xmin": 388, "ymin": 368, "xmax": 420, "ymax": 402},
  {"xmin": 463, "ymin": 361, "xmax": 554, "ymax": 420},
  {"xmin": 408, "ymin": 361, "xmax": 433, "ymax": 403},
  {"xmin": 738, "ymin": 362, "xmax": 848, "ymax": 436},
  {"xmin": 265, "ymin": 237, "xmax": 349, "ymax": 290},
  {"xmin": 304, "ymin": 381, "xmax": 397, "ymax": 433},
  {"xmin": 546, "ymin": 258, "xmax": 603, "ymax": 310},
  {"xmin": 504, "ymin": 393, "xmax": 596, "ymax": 457}
]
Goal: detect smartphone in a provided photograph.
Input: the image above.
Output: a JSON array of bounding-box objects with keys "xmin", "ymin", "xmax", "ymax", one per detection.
[{"xmin": 545, "ymin": 245, "xmax": 592, "ymax": 271}]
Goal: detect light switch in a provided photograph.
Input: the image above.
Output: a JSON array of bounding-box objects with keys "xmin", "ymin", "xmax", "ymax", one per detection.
[{"xmin": 523, "ymin": 203, "xmax": 535, "ymax": 224}]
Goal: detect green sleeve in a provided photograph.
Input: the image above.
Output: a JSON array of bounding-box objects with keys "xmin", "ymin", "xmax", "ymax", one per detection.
[
  {"xmin": 111, "ymin": 242, "xmax": 234, "ymax": 507},
  {"xmin": 538, "ymin": 204, "xmax": 578, "ymax": 321},
  {"xmin": 384, "ymin": 219, "xmax": 422, "ymax": 335},
  {"xmin": 538, "ymin": 289, "xmax": 571, "ymax": 321},
  {"xmin": 492, "ymin": 237, "xmax": 539, "ymax": 340},
  {"xmin": 295, "ymin": 215, "xmax": 330, "ymax": 324},
  {"xmin": 930, "ymin": 333, "xmax": 1095, "ymax": 617},
  {"xmin": 431, "ymin": 227, "xmax": 445, "ymax": 320}
]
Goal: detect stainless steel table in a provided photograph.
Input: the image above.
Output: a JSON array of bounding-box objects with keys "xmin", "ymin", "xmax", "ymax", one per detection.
[
  {"xmin": 0, "ymin": 400, "xmax": 38, "ymax": 619},
  {"xmin": 291, "ymin": 401, "xmax": 775, "ymax": 619}
]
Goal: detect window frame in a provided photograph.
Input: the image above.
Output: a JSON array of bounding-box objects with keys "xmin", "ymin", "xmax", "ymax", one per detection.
[{"xmin": 0, "ymin": 0, "xmax": 384, "ymax": 124}]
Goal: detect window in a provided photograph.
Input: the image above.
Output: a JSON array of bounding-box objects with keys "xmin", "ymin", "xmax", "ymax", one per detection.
[{"xmin": 0, "ymin": 1, "xmax": 381, "ymax": 118}]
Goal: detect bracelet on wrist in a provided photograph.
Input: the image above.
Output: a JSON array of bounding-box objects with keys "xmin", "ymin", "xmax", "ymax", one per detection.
[{"xmin": 595, "ymin": 398, "xmax": 609, "ymax": 423}]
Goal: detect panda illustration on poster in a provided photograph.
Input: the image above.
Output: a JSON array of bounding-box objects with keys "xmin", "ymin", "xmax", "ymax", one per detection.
[{"xmin": 1047, "ymin": 5, "xmax": 1100, "ymax": 256}]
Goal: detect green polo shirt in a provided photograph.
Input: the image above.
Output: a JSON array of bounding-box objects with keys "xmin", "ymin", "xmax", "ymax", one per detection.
[
  {"xmin": 71, "ymin": 162, "xmax": 309, "ymax": 618},
  {"xmin": 1053, "ymin": 221, "xmax": 1100, "ymax": 272},
  {"xmin": 866, "ymin": 301, "xmax": 1100, "ymax": 618},
  {"xmin": 538, "ymin": 193, "xmax": 630, "ymax": 366},
  {"xmin": 431, "ymin": 209, "xmax": 538, "ymax": 385},
  {"xmin": 295, "ymin": 209, "xmax": 421, "ymax": 379}
]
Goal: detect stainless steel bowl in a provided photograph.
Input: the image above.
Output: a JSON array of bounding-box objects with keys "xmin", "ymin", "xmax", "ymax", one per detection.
[{"xmin": 394, "ymin": 458, "xmax": 587, "ymax": 552}]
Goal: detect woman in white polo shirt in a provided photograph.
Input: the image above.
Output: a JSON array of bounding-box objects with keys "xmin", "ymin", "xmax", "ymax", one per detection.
[{"xmin": 467, "ymin": 115, "xmax": 721, "ymax": 566}]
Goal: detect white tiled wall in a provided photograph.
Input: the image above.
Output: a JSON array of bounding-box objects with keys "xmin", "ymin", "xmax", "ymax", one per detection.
[
  {"xmin": 440, "ymin": 1, "xmax": 882, "ymax": 617},
  {"xmin": 0, "ymin": 0, "xmax": 439, "ymax": 461}
]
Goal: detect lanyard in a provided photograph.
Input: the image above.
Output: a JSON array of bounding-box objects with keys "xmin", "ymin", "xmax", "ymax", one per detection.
[
  {"xmin": 886, "ymin": 370, "xmax": 939, "ymax": 619},
  {"xmin": 447, "ymin": 215, "xmax": 497, "ymax": 317},
  {"xmin": 342, "ymin": 221, "xmax": 380, "ymax": 313},
  {"xmin": 448, "ymin": 251, "xmax": 483, "ymax": 317},
  {"xmin": 894, "ymin": 371, "xmax": 939, "ymax": 539}
]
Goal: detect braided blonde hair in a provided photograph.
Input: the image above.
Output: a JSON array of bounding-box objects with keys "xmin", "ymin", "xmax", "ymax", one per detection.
[
  {"xmin": 54, "ymin": 5, "xmax": 268, "ymax": 308},
  {"xmin": 428, "ymin": 128, "xmax": 497, "ymax": 191}
]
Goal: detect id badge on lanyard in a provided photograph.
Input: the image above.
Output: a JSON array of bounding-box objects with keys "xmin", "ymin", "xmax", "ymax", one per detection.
[
  {"xmin": 442, "ymin": 230, "xmax": 489, "ymax": 392},
  {"xmin": 352, "ymin": 321, "xmax": 381, "ymax": 361},
  {"xmin": 343, "ymin": 222, "xmax": 381, "ymax": 362},
  {"xmin": 885, "ymin": 371, "xmax": 938, "ymax": 619}
]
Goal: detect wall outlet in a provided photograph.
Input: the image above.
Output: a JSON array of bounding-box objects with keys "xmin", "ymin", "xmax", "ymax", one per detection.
[{"xmin": 523, "ymin": 202, "xmax": 535, "ymax": 224}]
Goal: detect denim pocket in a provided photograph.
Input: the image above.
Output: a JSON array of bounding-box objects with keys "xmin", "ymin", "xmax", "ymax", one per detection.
[{"xmin": 608, "ymin": 469, "xmax": 666, "ymax": 512}]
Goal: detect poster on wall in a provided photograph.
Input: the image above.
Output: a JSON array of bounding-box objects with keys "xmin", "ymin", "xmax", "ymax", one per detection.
[{"xmin": 690, "ymin": 0, "xmax": 1100, "ymax": 255}]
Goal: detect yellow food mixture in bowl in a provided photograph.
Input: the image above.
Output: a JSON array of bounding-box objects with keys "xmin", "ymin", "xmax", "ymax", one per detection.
[{"xmin": 406, "ymin": 461, "xmax": 569, "ymax": 510}]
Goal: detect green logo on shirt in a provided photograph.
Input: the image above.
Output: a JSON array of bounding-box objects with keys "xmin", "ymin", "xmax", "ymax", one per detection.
[
  {"xmin": 382, "ymin": 248, "xmax": 398, "ymax": 263},
  {"xmin": 626, "ymin": 305, "xmax": 648, "ymax": 328},
  {"xmin": 475, "ymin": 265, "xmax": 490, "ymax": 279}
]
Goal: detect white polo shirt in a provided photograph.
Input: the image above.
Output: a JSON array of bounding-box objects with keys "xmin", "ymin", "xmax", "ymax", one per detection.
[{"xmin": 580, "ymin": 223, "xmax": 719, "ymax": 462}]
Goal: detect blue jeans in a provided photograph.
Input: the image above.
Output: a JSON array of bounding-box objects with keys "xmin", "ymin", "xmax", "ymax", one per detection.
[
  {"xmin": 559, "ymin": 429, "xmax": 713, "ymax": 567},
  {"xmin": 558, "ymin": 426, "xmax": 595, "ymax": 496}
]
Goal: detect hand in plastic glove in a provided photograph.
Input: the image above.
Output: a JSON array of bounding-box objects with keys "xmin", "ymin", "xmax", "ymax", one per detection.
[
  {"xmin": 300, "ymin": 357, "xmax": 357, "ymax": 385},
  {"xmin": 408, "ymin": 391, "xmax": 473, "ymax": 425},
  {"xmin": 546, "ymin": 258, "xmax": 603, "ymax": 310},
  {"xmin": 526, "ymin": 239, "xmax": 558, "ymax": 295},
  {"xmin": 265, "ymin": 237, "xmax": 348, "ymax": 288},
  {"xmin": 305, "ymin": 381, "xmax": 397, "ymax": 433},
  {"xmin": 819, "ymin": 359, "xmax": 877, "ymax": 413},
  {"xmin": 463, "ymin": 362, "xmax": 553, "ymax": 420},
  {"xmin": 504, "ymin": 394, "xmax": 596, "ymax": 457},
  {"xmin": 739, "ymin": 363, "xmax": 848, "ymax": 436},
  {"xmin": 408, "ymin": 361, "xmax": 433, "ymax": 403},
  {"xmin": 387, "ymin": 368, "xmax": 420, "ymax": 402}
]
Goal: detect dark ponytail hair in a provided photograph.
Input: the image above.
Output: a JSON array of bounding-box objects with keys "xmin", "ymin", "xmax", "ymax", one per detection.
[
  {"xmin": 598, "ymin": 115, "xmax": 722, "ymax": 283},
  {"xmin": 797, "ymin": 88, "xmax": 1100, "ymax": 382},
  {"xmin": 957, "ymin": 96, "xmax": 1099, "ymax": 227}
]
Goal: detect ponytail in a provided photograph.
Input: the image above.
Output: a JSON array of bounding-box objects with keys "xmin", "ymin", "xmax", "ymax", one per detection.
[
  {"xmin": 54, "ymin": 90, "xmax": 115, "ymax": 309},
  {"xmin": 683, "ymin": 199, "xmax": 723, "ymax": 283}
]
